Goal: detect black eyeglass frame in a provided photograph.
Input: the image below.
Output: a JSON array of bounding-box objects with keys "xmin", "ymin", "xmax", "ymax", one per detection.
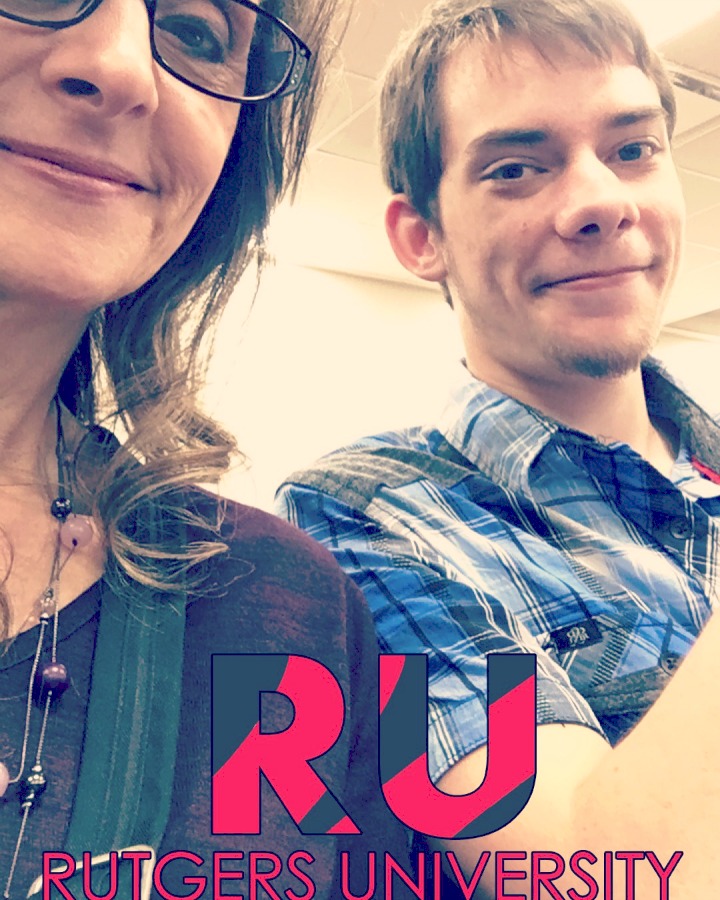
[{"xmin": 0, "ymin": 0, "xmax": 311, "ymax": 103}]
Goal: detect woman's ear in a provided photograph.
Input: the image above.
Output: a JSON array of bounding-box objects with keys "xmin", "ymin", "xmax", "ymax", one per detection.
[{"xmin": 385, "ymin": 195, "xmax": 448, "ymax": 283}]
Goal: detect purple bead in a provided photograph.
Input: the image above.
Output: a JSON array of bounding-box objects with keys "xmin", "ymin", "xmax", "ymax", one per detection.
[
  {"xmin": 34, "ymin": 663, "xmax": 70, "ymax": 704},
  {"xmin": 41, "ymin": 663, "xmax": 70, "ymax": 696},
  {"xmin": 59, "ymin": 515, "xmax": 93, "ymax": 550},
  {"xmin": 50, "ymin": 497, "xmax": 73, "ymax": 520}
]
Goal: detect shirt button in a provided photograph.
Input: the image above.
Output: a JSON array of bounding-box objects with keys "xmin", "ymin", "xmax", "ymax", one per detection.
[
  {"xmin": 668, "ymin": 518, "xmax": 692, "ymax": 540},
  {"xmin": 661, "ymin": 653, "xmax": 682, "ymax": 676}
]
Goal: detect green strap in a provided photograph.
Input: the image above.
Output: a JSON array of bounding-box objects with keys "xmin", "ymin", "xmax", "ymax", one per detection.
[{"xmin": 63, "ymin": 579, "xmax": 186, "ymax": 856}]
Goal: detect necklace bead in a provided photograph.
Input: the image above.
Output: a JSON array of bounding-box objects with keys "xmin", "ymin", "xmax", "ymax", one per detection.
[
  {"xmin": 59, "ymin": 515, "xmax": 93, "ymax": 550},
  {"xmin": 38, "ymin": 588, "xmax": 55, "ymax": 612},
  {"xmin": 50, "ymin": 497, "xmax": 73, "ymax": 521},
  {"xmin": 18, "ymin": 765, "xmax": 47, "ymax": 810},
  {"xmin": 2, "ymin": 396, "xmax": 75, "ymax": 899},
  {"xmin": 36, "ymin": 663, "xmax": 70, "ymax": 701}
]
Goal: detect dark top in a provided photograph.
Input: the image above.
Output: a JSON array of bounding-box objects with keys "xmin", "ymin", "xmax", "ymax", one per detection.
[{"xmin": 0, "ymin": 500, "xmax": 410, "ymax": 898}]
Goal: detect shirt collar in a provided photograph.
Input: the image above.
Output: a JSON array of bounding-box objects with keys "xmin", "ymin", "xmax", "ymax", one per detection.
[
  {"xmin": 437, "ymin": 357, "xmax": 720, "ymax": 491},
  {"xmin": 437, "ymin": 364, "xmax": 558, "ymax": 492}
]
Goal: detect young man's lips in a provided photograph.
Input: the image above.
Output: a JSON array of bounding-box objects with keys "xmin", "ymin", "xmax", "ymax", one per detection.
[
  {"xmin": 0, "ymin": 138, "xmax": 152, "ymax": 191},
  {"xmin": 534, "ymin": 267, "xmax": 648, "ymax": 292}
]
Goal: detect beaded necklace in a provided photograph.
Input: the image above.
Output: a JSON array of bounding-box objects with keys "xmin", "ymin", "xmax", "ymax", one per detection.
[{"xmin": 0, "ymin": 398, "xmax": 94, "ymax": 900}]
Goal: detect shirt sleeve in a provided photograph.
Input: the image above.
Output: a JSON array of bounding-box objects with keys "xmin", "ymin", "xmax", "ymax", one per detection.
[{"xmin": 277, "ymin": 482, "xmax": 607, "ymax": 784}]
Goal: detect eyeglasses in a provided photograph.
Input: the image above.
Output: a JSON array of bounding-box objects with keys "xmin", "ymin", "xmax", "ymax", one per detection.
[{"xmin": 0, "ymin": 0, "xmax": 310, "ymax": 103}]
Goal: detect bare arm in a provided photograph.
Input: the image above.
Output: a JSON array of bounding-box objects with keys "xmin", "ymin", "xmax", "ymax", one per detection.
[{"xmin": 437, "ymin": 612, "xmax": 720, "ymax": 898}]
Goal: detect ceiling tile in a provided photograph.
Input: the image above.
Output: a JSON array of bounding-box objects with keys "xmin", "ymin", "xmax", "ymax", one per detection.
[
  {"xmin": 661, "ymin": 11, "xmax": 720, "ymax": 79},
  {"xmin": 673, "ymin": 122, "xmax": 720, "ymax": 177},
  {"xmin": 673, "ymin": 88, "xmax": 720, "ymax": 138},
  {"xmin": 340, "ymin": 0, "xmax": 429, "ymax": 81},
  {"xmin": 291, "ymin": 150, "xmax": 389, "ymax": 227},
  {"xmin": 318, "ymin": 103, "xmax": 380, "ymax": 166},
  {"xmin": 678, "ymin": 169, "xmax": 720, "ymax": 216},
  {"xmin": 669, "ymin": 307, "xmax": 720, "ymax": 335},
  {"xmin": 633, "ymin": 0, "xmax": 720, "ymax": 44},
  {"xmin": 311, "ymin": 70, "xmax": 377, "ymax": 150},
  {"xmin": 686, "ymin": 204, "xmax": 720, "ymax": 246},
  {"xmin": 680, "ymin": 241, "xmax": 720, "ymax": 273},
  {"xmin": 666, "ymin": 259, "xmax": 720, "ymax": 323}
]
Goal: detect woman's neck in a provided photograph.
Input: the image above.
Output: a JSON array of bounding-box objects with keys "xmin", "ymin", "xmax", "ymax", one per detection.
[{"xmin": 0, "ymin": 297, "xmax": 89, "ymax": 483}]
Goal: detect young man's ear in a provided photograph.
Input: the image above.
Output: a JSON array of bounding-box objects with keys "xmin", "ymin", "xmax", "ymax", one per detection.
[{"xmin": 385, "ymin": 195, "xmax": 448, "ymax": 283}]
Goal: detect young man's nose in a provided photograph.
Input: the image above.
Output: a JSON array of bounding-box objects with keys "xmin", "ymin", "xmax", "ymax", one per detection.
[{"xmin": 554, "ymin": 153, "xmax": 640, "ymax": 242}]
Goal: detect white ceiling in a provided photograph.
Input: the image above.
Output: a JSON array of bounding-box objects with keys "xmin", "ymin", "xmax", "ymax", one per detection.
[{"xmin": 270, "ymin": 1, "xmax": 720, "ymax": 335}]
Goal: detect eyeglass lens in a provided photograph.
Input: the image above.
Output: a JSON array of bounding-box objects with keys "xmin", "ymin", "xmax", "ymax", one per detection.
[{"xmin": 2, "ymin": 0, "xmax": 296, "ymax": 101}]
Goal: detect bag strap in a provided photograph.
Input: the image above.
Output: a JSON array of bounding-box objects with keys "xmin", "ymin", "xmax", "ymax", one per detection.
[{"xmin": 64, "ymin": 523, "xmax": 187, "ymax": 855}]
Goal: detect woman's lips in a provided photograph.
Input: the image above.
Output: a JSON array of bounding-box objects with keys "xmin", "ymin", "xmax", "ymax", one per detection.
[{"xmin": 0, "ymin": 137, "xmax": 152, "ymax": 192}]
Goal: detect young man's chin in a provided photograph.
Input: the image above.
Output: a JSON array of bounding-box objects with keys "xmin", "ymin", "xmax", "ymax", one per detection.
[{"xmin": 551, "ymin": 344, "xmax": 651, "ymax": 380}]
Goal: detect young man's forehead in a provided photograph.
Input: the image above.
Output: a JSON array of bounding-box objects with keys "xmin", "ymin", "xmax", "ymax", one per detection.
[
  {"xmin": 436, "ymin": 36, "xmax": 663, "ymax": 151},
  {"xmin": 438, "ymin": 32, "xmax": 633, "ymax": 90}
]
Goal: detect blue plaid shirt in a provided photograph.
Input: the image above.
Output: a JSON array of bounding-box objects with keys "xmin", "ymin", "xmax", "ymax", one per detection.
[{"xmin": 277, "ymin": 360, "xmax": 720, "ymax": 783}]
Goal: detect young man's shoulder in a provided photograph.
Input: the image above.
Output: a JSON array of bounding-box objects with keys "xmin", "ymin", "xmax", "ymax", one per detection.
[{"xmin": 278, "ymin": 424, "xmax": 475, "ymax": 511}]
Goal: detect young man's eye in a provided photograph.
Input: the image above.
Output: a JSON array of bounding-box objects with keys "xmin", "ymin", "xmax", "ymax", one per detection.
[
  {"xmin": 485, "ymin": 162, "xmax": 541, "ymax": 181},
  {"xmin": 616, "ymin": 141, "xmax": 657, "ymax": 162}
]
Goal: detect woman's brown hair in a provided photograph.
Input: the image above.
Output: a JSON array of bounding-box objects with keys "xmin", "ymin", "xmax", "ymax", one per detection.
[{"xmin": 44, "ymin": 0, "xmax": 348, "ymax": 610}]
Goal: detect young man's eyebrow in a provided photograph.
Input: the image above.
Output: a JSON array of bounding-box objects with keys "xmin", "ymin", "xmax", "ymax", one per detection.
[
  {"xmin": 464, "ymin": 105, "xmax": 668, "ymax": 158},
  {"xmin": 465, "ymin": 129, "xmax": 549, "ymax": 156},
  {"xmin": 607, "ymin": 105, "xmax": 667, "ymax": 128}
]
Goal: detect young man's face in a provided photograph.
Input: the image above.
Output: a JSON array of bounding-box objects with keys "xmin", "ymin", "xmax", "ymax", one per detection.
[{"xmin": 431, "ymin": 38, "xmax": 685, "ymax": 392}]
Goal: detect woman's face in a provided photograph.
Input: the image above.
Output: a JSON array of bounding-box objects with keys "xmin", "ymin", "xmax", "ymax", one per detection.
[{"xmin": 0, "ymin": 0, "xmax": 240, "ymax": 311}]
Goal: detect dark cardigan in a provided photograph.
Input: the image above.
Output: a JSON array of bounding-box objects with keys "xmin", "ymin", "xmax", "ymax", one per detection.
[{"xmin": 0, "ymin": 501, "xmax": 411, "ymax": 899}]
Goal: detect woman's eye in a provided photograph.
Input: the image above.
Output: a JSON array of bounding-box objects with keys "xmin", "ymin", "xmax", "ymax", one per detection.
[{"xmin": 156, "ymin": 14, "xmax": 228, "ymax": 63}]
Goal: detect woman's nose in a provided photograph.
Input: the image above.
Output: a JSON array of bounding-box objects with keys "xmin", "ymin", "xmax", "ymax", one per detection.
[{"xmin": 39, "ymin": 0, "xmax": 160, "ymax": 119}]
